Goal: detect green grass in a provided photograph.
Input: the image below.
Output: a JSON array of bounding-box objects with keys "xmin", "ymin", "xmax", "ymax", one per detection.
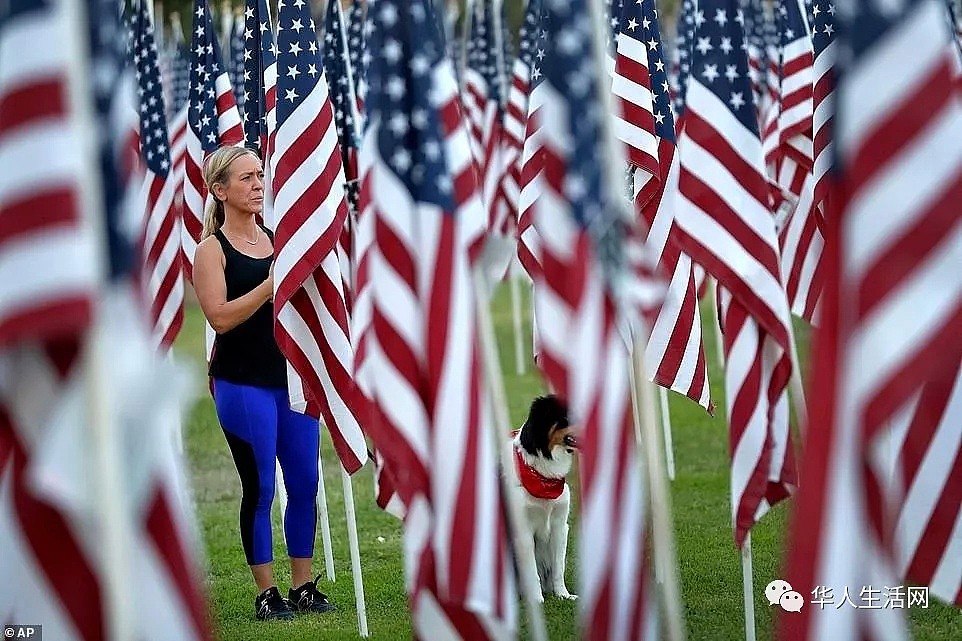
[{"xmin": 174, "ymin": 283, "xmax": 960, "ymax": 640}]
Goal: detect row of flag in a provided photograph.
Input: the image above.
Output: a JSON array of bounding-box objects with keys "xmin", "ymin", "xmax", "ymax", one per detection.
[{"xmin": 2, "ymin": 0, "xmax": 961, "ymax": 639}]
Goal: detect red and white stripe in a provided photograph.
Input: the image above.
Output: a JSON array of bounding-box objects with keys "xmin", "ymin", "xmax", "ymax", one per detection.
[
  {"xmin": 181, "ymin": 69, "xmax": 242, "ymax": 281},
  {"xmin": 136, "ymin": 142, "xmax": 185, "ymax": 351},
  {"xmin": 517, "ymin": 71, "xmax": 547, "ymax": 281},
  {"xmin": 357, "ymin": 57, "xmax": 516, "ymax": 639},
  {"xmin": 638, "ymin": 150, "xmax": 712, "ymax": 412},
  {"xmin": 0, "ymin": 2, "xmax": 98, "ymax": 634},
  {"xmin": 271, "ymin": 68, "xmax": 367, "ymax": 474},
  {"xmin": 674, "ymin": 80, "xmax": 797, "ymax": 546},
  {"xmin": 777, "ymin": 171, "xmax": 824, "ymax": 323},
  {"xmin": 782, "ymin": 4, "xmax": 962, "ymax": 638},
  {"xmin": 892, "ymin": 360, "xmax": 962, "ymax": 606},
  {"xmin": 811, "ymin": 12, "xmax": 835, "ymax": 214},
  {"xmin": 612, "ymin": 21, "xmax": 659, "ymax": 207},
  {"xmin": 777, "ymin": 0, "xmax": 814, "ymax": 169},
  {"xmin": 500, "ymin": 44, "xmax": 531, "ymax": 233}
]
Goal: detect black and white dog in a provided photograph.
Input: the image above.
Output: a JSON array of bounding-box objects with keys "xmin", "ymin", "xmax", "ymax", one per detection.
[{"xmin": 511, "ymin": 395, "xmax": 578, "ymax": 601}]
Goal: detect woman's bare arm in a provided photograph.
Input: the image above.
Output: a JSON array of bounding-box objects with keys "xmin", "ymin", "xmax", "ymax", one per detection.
[{"xmin": 193, "ymin": 237, "xmax": 273, "ymax": 334}]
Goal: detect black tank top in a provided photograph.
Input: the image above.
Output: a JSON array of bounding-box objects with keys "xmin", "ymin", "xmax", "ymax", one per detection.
[{"xmin": 207, "ymin": 226, "xmax": 287, "ymax": 388}]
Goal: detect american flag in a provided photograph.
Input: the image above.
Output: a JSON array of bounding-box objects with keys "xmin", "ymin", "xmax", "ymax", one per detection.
[
  {"xmin": 182, "ymin": 0, "xmax": 243, "ymax": 281},
  {"xmin": 322, "ymin": 0, "xmax": 361, "ymax": 201},
  {"xmin": 611, "ymin": 0, "xmax": 659, "ymax": 204},
  {"xmin": 501, "ymin": 0, "xmax": 540, "ymax": 245},
  {"xmin": 529, "ymin": 0, "xmax": 661, "ymax": 637},
  {"xmin": 132, "ymin": 0, "xmax": 185, "ymax": 352},
  {"xmin": 777, "ymin": 171, "xmax": 825, "ymax": 323},
  {"xmin": 241, "ymin": 0, "xmax": 276, "ymax": 160},
  {"xmin": 672, "ymin": 0, "xmax": 797, "ymax": 547},
  {"xmin": 893, "ymin": 360, "xmax": 962, "ymax": 607},
  {"xmin": 781, "ymin": 0, "xmax": 962, "ymax": 637},
  {"xmin": 321, "ymin": 0, "xmax": 362, "ymax": 315},
  {"xmin": 228, "ymin": 11, "xmax": 246, "ymax": 115},
  {"xmin": 618, "ymin": 0, "xmax": 714, "ymax": 413},
  {"xmin": 346, "ymin": 0, "xmax": 368, "ymax": 108},
  {"xmin": 1, "ymin": 1, "xmax": 209, "ymax": 638},
  {"xmin": 0, "ymin": 0, "xmax": 99, "ymax": 632},
  {"xmin": 670, "ymin": 0, "xmax": 696, "ymax": 116},
  {"xmin": 463, "ymin": 0, "xmax": 512, "ymax": 258},
  {"xmin": 745, "ymin": 0, "xmax": 772, "ymax": 115},
  {"xmin": 357, "ymin": 0, "xmax": 516, "ymax": 637},
  {"xmin": 270, "ymin": 0, "xmax": 367, "ymax": 474},
  {"xmin": 776, "ymin": 0, "xmax": 826, "ymax": 325},
  {"xmin": 169, "ymin": 27, "xmax": 192, "ymax": 117},
  {"xmin": 775, "ymin": 0, "xmax": 814, "ymax": 170},
  {"xmin": 517, "ymin": 5, "xmax": 548, "ymax": 281},
  {"xmin": 810, "ymin": 0, "xmax": 835, "ymax": 210}
]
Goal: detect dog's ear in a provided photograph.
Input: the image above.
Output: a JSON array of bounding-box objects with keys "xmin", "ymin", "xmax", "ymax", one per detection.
[{"xmin": 520, "ymin": 395, "xmax": 569, "ymax": 459}]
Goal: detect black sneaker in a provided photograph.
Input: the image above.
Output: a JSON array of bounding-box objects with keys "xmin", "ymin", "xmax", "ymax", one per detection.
[
  {"xmin": 254, "ymin": 586, "xmax": 295, "ymax": 621},
  {"xmin": 288, "ymin": 576, "xmax": 336, "ymax": 614}
]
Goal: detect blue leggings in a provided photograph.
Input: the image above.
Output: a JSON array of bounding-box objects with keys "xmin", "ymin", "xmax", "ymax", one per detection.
[{"xmin": 212, "ymin": 379, "xmax": 320, "ymax": 565}]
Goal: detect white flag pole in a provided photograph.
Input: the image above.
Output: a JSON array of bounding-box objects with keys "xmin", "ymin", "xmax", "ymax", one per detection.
[
  {"xmin": 273, "ymin": 459, "xmax": 288, "ymax": 519},
  {"xmin": 658, "ymin": 386, "xmax": 676, "ymax": 481},
  {"xmin": 473, "ymin": 269, "xmax": 548, "ymax": 641},
  {"xmin": 786, "ymin": 320, "xmax": 808, "ymax": 436},
  {"xmin": 340, "ymin": 467, "xmax": 369, "ymax": 637},
  {"xmin": 315, "ymin": 449, "xmax": 336, "ymax": 581}
]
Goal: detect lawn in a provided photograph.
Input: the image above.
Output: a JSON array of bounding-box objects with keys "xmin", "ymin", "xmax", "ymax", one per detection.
[{"xmin": 173, "ymin": 282, "xmax": 960, "ymax": 640}]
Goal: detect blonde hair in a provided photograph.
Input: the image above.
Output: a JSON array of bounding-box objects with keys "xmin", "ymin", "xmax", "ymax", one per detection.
[{"xmin": 201, "ymin": 146, "xmax": 261, "ymax": 239}]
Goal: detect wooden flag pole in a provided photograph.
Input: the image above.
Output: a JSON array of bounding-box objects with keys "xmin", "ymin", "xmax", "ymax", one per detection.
[
  {"xmin": 340, "ymin": 467, "xmax": 369, "ymax": 637},
  {"xmin": 741, "ymin": 533, "xmax": 757, "ymax": 641},
  {"xmin": 473, "ymin": 268, "xmax": 548, "ymax": 641}
]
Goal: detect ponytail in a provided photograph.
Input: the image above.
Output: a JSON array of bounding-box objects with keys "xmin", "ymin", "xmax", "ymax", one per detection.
[{"xmin": 202, "ymin": 197, "xmax": 225, "ymax": 240}]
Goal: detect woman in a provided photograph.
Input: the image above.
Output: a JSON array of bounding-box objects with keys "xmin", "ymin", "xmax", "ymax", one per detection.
[{"xmin": 193, "ymin": 146, "xmax": 334, "ymax": 621}]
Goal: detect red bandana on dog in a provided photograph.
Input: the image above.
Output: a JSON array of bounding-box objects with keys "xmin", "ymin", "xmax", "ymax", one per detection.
[{"xmin": 513, "ymin": 442, "xmax": 566, "ymax": 500}]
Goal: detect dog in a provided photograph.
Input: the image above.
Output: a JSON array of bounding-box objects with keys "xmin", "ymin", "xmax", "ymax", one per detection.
[{"xmin": 511, "ymin": 395, "xmax": 578, "ymax": 601}]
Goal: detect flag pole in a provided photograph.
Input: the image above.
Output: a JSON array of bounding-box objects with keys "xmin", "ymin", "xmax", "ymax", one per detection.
[
  {"xmin": 473, "ymin": 269, "xmax": 548, "ymax": 641},
  {"xmin": 786, "ymin": 320, "xmax": 808, "ymax": 435},
  {"xmin": 585, "ymin": 0, "xmax": 685, "ymax": 636},
  {"xmin": 155, "ymin": 1, "xmax": 164, "ymax": 49},
  {"xmin": 315, "ymin": 450, "xmax": 337, "ymax": 581},
  {"xmin": 65, "ymin": 1, "xmax": 133, "ymax": 639},
  {"xmin": 509, "ymin": 261, "xmax": 527, "ymax": 375},
  {"xmin": 340, "ymin": 466, "xmax": 369, "ymax": 637},
  {"xmin": 332, "ymin": 4, "xmax": 369, "ymax": 630},
  {"xmin": 658, "ymin": 386, "xmax": 676, "ymax": 480},
  {"xmin": 741, "ymin": 533, "xmax": 757, "ymax": 641}
]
